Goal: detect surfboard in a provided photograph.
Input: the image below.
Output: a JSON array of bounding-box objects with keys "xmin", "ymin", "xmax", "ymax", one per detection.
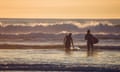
[{"xmin": 71, "ymin": 46, "xmax": 80, "ymax": 50}]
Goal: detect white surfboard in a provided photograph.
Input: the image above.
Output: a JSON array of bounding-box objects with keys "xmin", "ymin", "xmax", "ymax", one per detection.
[{"xmin": 71, "ymin": 46, "xmax": 80, "ymax": 50}]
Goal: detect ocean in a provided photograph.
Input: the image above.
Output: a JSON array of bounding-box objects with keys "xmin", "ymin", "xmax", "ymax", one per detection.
[
  {"xmin": 0, "ymin": 38, "xmax": 120, "ymax": 46},
  {"xmin": 0, "ymin": 49, "xmax": 120, "ymax": 71},
  {"xmin": 0, "ymin": 18, "xmax": 120, "ymax": 46},
  {"xmin": 0, "ymin": 18, "xmax": 120, "ymax": 71}
]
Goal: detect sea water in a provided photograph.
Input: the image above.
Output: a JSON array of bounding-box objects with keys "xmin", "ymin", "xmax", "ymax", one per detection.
[
  {"xmin": 0, "ymin": 39, "xmax": 120, "ymax": 46},
  {"xmin": 0, "ymin": 49, "xmax": 120, "ymax": 65}
]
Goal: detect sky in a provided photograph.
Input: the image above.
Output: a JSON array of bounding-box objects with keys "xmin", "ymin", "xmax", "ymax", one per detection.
[{"xmin": 0, "ymin": 0, "xmax": 120, "ymax": 18}]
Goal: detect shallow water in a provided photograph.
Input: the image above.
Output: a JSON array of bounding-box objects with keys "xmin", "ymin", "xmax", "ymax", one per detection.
[
  {"xmin": 0, "ymin": 49, "xmax": 120, "ymax": 65},
  {"xmin": 0, "ymin": 39, "xmax": 120, "ymax": 46}
]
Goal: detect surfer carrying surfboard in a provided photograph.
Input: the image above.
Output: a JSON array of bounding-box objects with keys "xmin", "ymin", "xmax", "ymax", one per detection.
[{"xmin": 85, "ymin": 29, "xmax": 98, "ymax": 56}]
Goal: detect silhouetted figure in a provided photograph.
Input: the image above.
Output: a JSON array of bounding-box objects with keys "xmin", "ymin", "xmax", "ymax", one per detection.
[
  {"xmin": 64, "ymin": 33, "xmax": 74, "ymax": 50},
  {"xmin": 85, "ymin": 30, "xmax": 94, "ymax": 56}
]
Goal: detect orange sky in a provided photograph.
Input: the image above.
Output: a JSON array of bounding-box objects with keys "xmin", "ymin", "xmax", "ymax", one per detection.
[{"xmin": 0, "ymin": 0, "xmax": 120, "ymax": 18}]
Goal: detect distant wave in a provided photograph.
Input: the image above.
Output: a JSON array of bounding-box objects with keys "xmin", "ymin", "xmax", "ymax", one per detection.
[
  {"xmin": 0, "ymin": 19, "xmax": 120, "ymax": 34},
  {"xmin": 0, "ymin": 20, "xmax": 115, "ymax": 28}
]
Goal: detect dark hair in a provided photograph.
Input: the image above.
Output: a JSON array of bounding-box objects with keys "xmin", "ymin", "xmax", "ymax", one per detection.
[
  {"xmin": 69, "ymin": 33, "xmax": 72, "ymax": 36},
  {"xmin": 87, "ymin": 29, "xmax": 90, "ymax": 33}
]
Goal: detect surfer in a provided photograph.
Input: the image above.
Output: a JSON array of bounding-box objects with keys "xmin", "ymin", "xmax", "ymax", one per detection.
[
  {"xmin": 85, "ymin": 29, "xmax": 98, "ymax": 56},
  {"xmin": 64, "ymin": 33, "xmax": 74, "ymax": 50}
]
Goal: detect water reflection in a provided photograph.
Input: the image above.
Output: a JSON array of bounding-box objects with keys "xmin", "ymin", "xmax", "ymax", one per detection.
[
  {"xmin": 0, "ymin": 49, "xmax": 120, "ymax": 65},
  {"xmin": 64, "ymin": 48, "xmax": 72, "ymax": 55},
  {"xmin": 64, "ymin": 48, "xmax": 99, "ymax": 57},
  {"xmin": 86, "ymin": 47, "xmax": 99, "ymax": 57},
  {"xmin": 87, "ymin": 50, "xmax": 98, "ymax": 57}
]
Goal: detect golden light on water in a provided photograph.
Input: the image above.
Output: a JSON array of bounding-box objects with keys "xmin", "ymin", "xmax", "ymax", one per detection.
[
  {"xmin": 0, "ymin": 49, "xmax": 120, "ymax": 64},
  {"xmin": 0, "ymin": 0, "xmax": 120, "ymax": 18}
]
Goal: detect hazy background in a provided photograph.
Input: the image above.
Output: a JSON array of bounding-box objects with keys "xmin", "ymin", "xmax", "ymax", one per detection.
[
  {"xmin": 0, "ymin": 19, "xmax": 120, "ymax": 34},
  {"xmin": 0, "ymin": 0, "xmax": 120, "ymax": 46},
  {"xmin": 0, "ymin": 0, "xmax": 120, "ymax": 18},
  {"xmin": 0, "ymin": 18, "xmax": 120, "ymax": 46}
]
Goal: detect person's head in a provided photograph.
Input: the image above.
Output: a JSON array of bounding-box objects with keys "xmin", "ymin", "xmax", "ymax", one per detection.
[
  {"xmin": 68, "ymin": 33, "xmax": 72, "ymax": 36},
  {"xmin": 87, "ymin": 29, "xmax": 90, "ymax": 34}
]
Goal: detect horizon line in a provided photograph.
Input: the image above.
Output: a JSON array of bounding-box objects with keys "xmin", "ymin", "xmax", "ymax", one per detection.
[{"xmin": 0, "ymin": 17, "xmax": 120, "ymax": 20}]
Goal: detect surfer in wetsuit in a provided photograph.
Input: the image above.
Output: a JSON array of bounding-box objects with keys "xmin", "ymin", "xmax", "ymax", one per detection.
[
  {"xmin": 64, "ymin": 33, "xmax": 74, "ymax": 50},
  {"xmin": 85, "ymin": 30, "xmax": 94, "ymax": 56}
]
